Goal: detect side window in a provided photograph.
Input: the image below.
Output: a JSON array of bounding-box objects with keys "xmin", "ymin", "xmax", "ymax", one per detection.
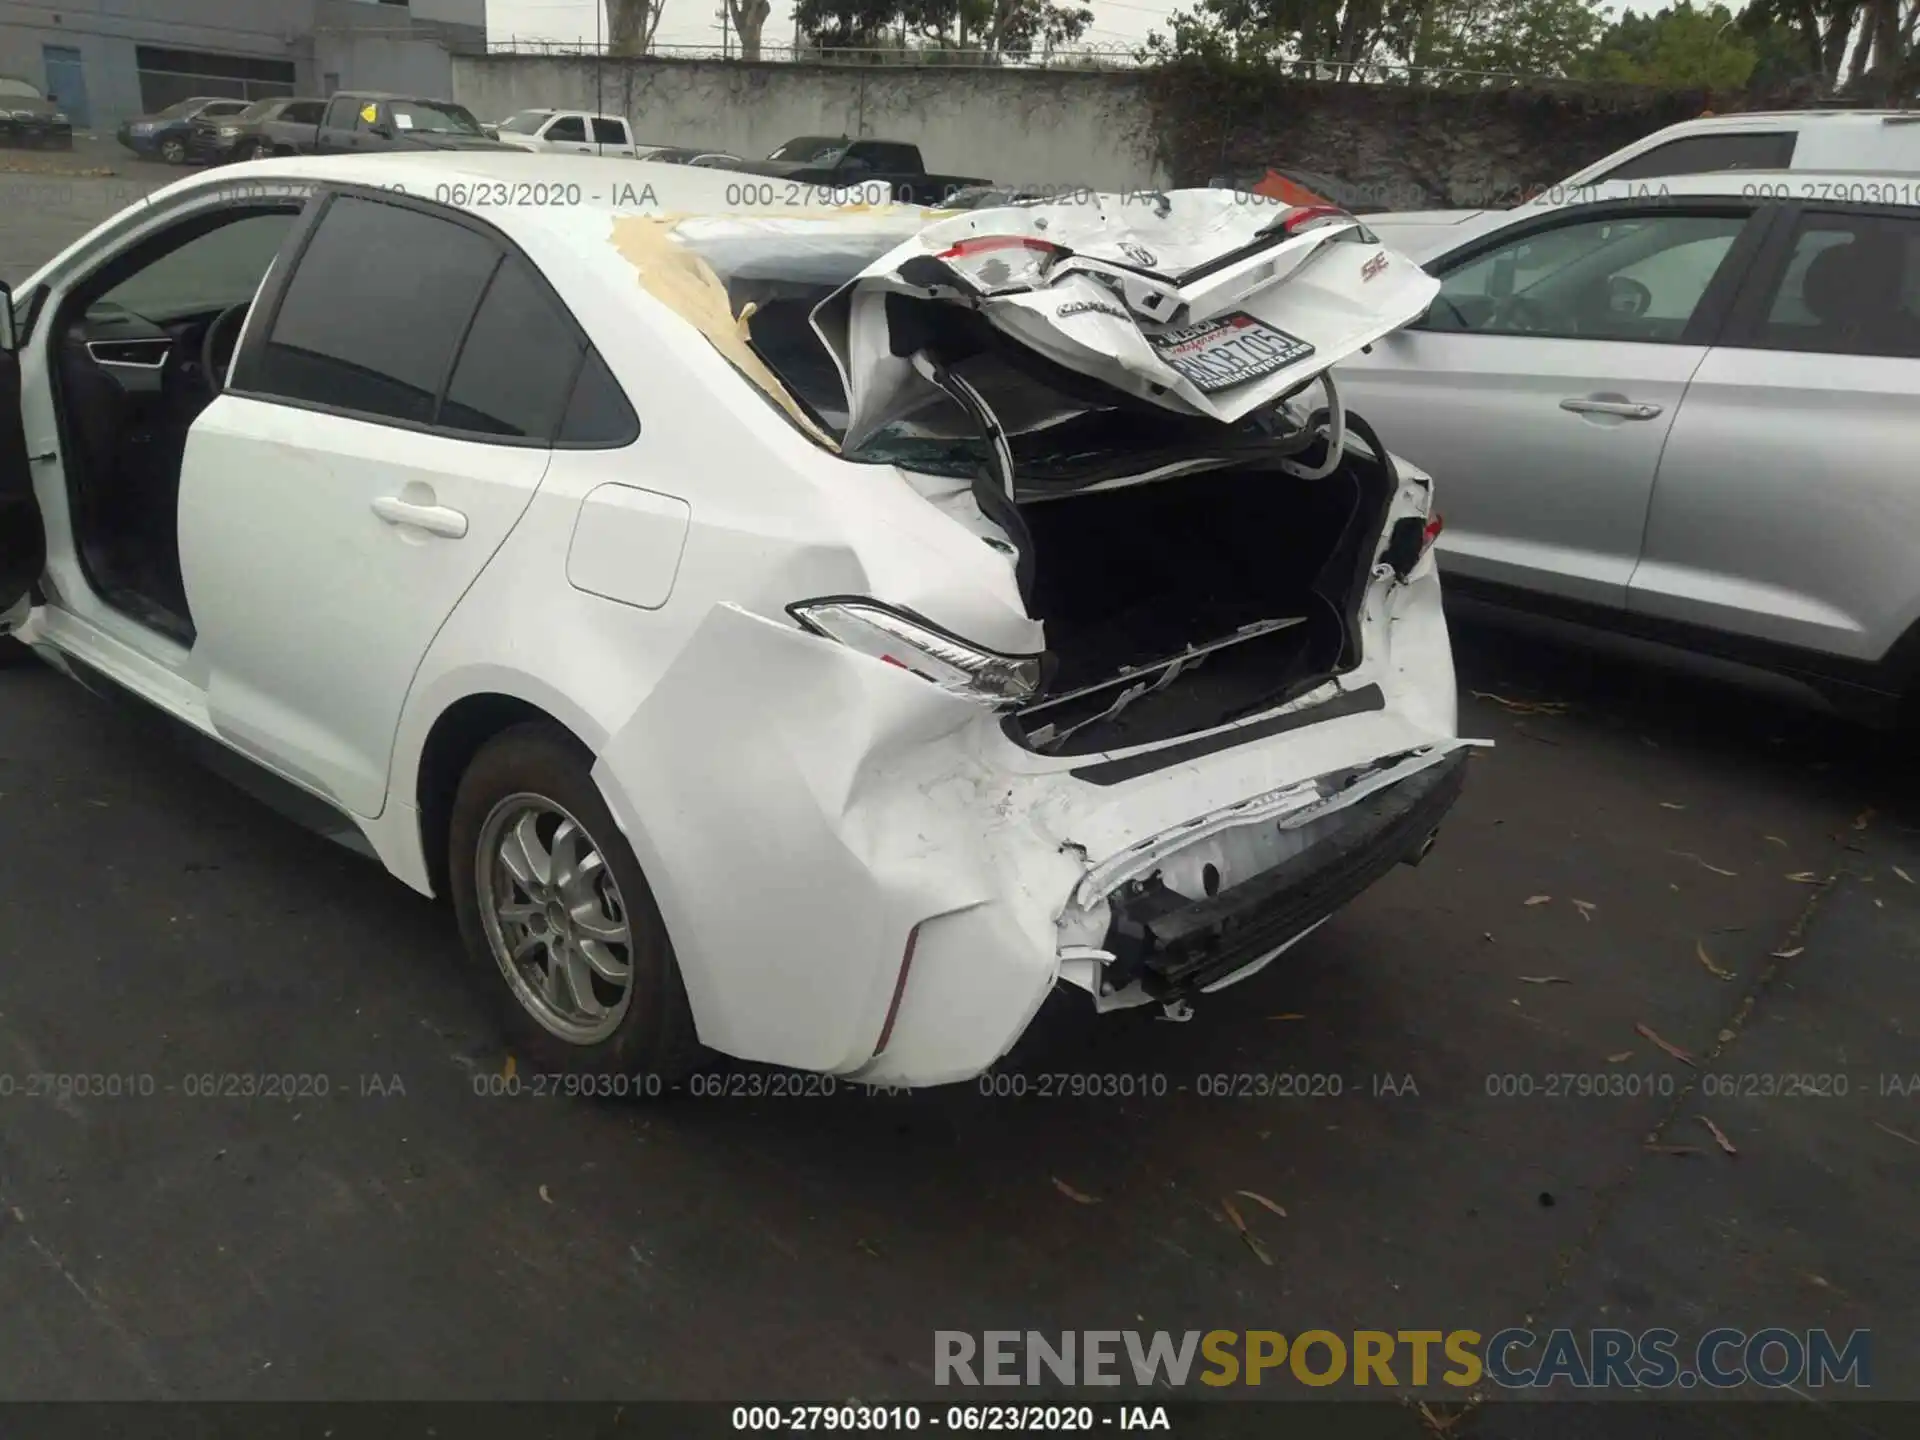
[
  {"xmin": 545, "ymin": 115, "xmax": 586, "ymax": 143},
  {"xmin": 96, "ymin": 210, "xmax": 298, "ymax": 318},
  {"xmin": 590, "ymin": 117, "xmax": 626, "ymax": 146},
  {"xmin": 322, "ymin": 97, "xmax": 356, "ymax": 130},
  {"xmin": 288, "ymin": 101, "xmax": 323, "ymax": 126},
  {"xmin": 1423, "ymin": 212, "xmax": 1748, "ymax": 343},
  {"xmin": 558, "ymin": 349, "xmax": 640, "ymax": 446},
  {"xmin": 237, "ymin": 194, "xmax": 500, "ymax": 425},
  {"xmin": 439, "ymin": 256, "xmax": 584, "ymax": 440},
  {"xmin": 1745, "ymin": 212, "xmax": 1920, "ymax": 359},
  {"xmin": 1597, "ymin": 132, "xmax": 1797, "ymax": 183}
]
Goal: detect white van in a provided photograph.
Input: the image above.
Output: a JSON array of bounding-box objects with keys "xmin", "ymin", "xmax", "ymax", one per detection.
[{"xmin": 1560, "ymin": 109, "xmax": 1920, "ymax": 186}]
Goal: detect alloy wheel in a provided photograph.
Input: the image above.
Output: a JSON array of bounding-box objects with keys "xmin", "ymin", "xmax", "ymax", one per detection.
[{"xmin": 474, "ymin": 794, "xmax": 635, "ymax": 1045}]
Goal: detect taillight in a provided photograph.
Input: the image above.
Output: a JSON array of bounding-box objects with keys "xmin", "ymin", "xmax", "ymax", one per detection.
[
  {"xmin": 931, "ymin": 234, "xmax": 1068, "ymax": 294},
  {"xmin": 788, "ymin": 597, "xmax": 1042, "ymax": 708},
  {"xmin": 1423, "ymin": 512, "xmax": 1444, "ymax": 552}
]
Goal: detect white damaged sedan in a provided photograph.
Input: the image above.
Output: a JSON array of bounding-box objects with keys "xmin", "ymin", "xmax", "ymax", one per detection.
[{"xmin": 0, "ymin": 154, "xmax": 1477, "ymax": 1087}]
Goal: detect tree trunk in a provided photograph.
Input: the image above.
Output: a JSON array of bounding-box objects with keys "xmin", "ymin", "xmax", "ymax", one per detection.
[
  {"xmin": 1822, "ymin": 3, "xmax": 1861, "ymax": 83},
  {"xmin": 727, "ymin": 0, "xmax": 772, "ymax": 59},
  {"xmin": 605, "ymin": 0, "xmax": 648, "ymax": 55}
]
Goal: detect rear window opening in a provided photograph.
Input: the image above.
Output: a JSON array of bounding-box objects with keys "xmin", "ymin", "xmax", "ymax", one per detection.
[{"xmin": 718, "ymin": 265, "xmax": 1403, "ymax": 754}]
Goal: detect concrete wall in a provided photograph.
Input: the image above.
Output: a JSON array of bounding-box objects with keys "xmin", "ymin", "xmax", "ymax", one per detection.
[{"xmin": 451, "ymin": 55, "xmax": 1168, "ymax": 192}]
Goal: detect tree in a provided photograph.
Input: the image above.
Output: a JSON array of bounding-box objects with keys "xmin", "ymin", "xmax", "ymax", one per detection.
[
  {"xmin": 605, "ymin": 0, "xmax": 667, "ymax": 55},
  {"xmin": 1577, "ymin": 2, "xmax": 1760, "ymax": 88},
  {"xmin": 727, "ymin": 0, "xmax": 773, "ymax": 58},
  {"xmin": 795, "ymin": 0, "xmax": 901, "ymax": 49}
]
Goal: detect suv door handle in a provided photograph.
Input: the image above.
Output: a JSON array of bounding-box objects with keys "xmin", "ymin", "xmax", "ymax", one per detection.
[
  {"xmin": 372, "ymin": 496, "xmax": 468, "ymax": 538},
  {"xmin": 1560, "ymin": 397, "xmax": 1663, "ymax": 420}
]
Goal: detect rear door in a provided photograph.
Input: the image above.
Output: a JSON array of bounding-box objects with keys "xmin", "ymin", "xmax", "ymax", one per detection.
[
  {"xmin": 179, "ymin": 188, "xmax": 589, "ymax": 817},
  {"xmin": 314, "ymin": 96, "xmax": 360, "ymax": 154},
  {"xmin": 1336, "ymin": 201, "xmax": 1766, "ymax": 608},
  {"xmin": 0, "ymin": 283, "xmax": 44, "ymax": 622},
  {"xmin": 590, "ymin": 116, "xmax": 632, "ymax": 158},
  {"xmin": 1630, "ymin": 203, "xmax": 1920, "ymax": 661}
]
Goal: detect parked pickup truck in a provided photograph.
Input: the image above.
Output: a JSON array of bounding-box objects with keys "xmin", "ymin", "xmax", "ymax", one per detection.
[
  {"xmin": 304, "ymin": 92, "xmax": 514, "ymax": 155},
  {"xmin": 189, "ymin": 97, "xmax": 327, "ymax": 163},
  {"xmin": 488, "ymin": 108, "xmax": 640, "ymax": 157},
  {"xmin": 720, "ymin": 136, "xmax": 989, "ymax": 206}
]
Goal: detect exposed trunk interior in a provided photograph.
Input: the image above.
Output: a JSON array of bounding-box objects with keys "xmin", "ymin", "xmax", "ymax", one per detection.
[{"xmin": 1009, "ymin": 448, "xmax": 1395, "ymax": 756}]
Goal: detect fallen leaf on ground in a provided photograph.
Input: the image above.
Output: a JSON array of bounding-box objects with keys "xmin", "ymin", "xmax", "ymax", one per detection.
[
  {"xmin": 502, "ymin": 1054, "xmax": 517, "ymax": 1080},
  {"xmin": 1268, "ymin": 1013, "xmax": 1305, "ymax": 1021},
  {"xmin": 1052, "ymin": 1177, "xmax": 1100, "ymax": 1204},
  {"xmin": 1571, "ymin": 899, "xmax": 1596, "ymax": 921},
  {"xmin": 1894, "ymin": 867, "xmax": 1914, "ymax": 885},
  {"xmin": 1873, "ymin": 1121, "xmax": 1919, "ymax": 1148},
  {"xmin": 538, "ymin": 1184, "xmax": 553, "ymax": 1204},
  {"xmin": 1659, "ymin": 801, "xmax": 1686, "ymax": 810},
  {"xmin": 1785, "ymin": 871, "xmax": 1822, "ymax": 883},
  {"xmin": 1471, "ymin": 691, "xmax": 1570, "ymax": 716},
  {"xmin": 1695, "ymin": 940, "xmax": 1735, "ymax": 982},
  {"xmin": 1524, "ymin": 894, "xmax": 1552, "ymax": 906},
  {"xmin": 1670, "ymin": 850, "xmax": 1738, "ymax": 876},
  {"xmin": 1646, "ymin": 1144, "xmax": 1705, "ymax": 1156},
  {"xmin": 1236, "ymin": 1190, "xmax": 1288, "ymax": 1219},
  {"xmin": 856, "ymin": 1238, "xmax": 882, "ymax": 1257},
  {"xmin": 1698, "ymin": 1115, "xmax": 1738, "ymax": 1155},
  {"xmin": 1771, "ymin": 946, "xmax": 1804, "ymax": 959},
  {"xmin": 1220, "ymin": 1196, "xmax": 1275, "ymax": 1265},
  {"xmin": 1635, "ymin": 1022, "xmax": 1697, "ymax": 1066},
  {"xmin": 1606, "ymin": 1051, "xmax": 1633, "ymax": 1063},
  {"xmin": 1519, "ymin": 975, "xmax": 1570, "ymax": 985},
  {"xmin": 1764, "ymin": 835, "xmax": 1788, "ymax": 847}
]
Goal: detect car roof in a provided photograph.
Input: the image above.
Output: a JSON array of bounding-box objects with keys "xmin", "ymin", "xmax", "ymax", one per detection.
[{"xmin": 1671, "ymin": 109, "xmax": 1918, "ymax": 124}]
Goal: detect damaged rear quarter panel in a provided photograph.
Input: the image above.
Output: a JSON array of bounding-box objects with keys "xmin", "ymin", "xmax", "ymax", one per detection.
[{"xmin": 593, "ymin": 602, "xmax": 1079, "ymax": 1074}]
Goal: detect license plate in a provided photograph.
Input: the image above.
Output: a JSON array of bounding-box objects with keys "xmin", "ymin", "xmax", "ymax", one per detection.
[{"xmin": 1147, "ymin": 312, "xmax": 1315, "ymax": 393}]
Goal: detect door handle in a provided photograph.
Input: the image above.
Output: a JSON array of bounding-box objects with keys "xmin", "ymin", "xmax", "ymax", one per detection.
[
  {"xmin": 372, "ymin": 496, "xmax": 468, "ymax": 538},
  {"xmin": 1560, "ymin": 398, "xmax": 1663, "ymax": 420}
]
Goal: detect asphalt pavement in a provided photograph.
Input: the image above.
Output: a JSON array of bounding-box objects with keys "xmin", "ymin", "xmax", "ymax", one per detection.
[{"xmin": 0, "ymin": 181, "xmax": 1914, "ymax": 1429}]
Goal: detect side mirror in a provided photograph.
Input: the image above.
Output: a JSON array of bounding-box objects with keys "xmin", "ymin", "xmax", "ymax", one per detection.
[
  {"xmin": 371, "ymin": 119, "xmax": 395, "ymax": 139},
  {"xmin": 0, "ymin": 281, "xmax": 17, "ymax": 355}
]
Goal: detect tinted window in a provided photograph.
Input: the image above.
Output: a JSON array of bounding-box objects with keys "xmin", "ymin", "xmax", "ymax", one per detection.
[
  {"xmin": 1598, "ymin": 132, "xmax": 1796, "ymax": 182},
  {"xmin": 1747, "ymin": 212, "xmax": 1920, "ymax": 359},
  {"xmin": 590, "ymin": 117, "xmax": 626, "ymax": 145},
  {"xmin": 558, "ymin": 348, "xmax": 639, "ymax": 446},
  {"xmin": 286, "ymin": 101, "xmax": 323, "ymax": 125},
  {"xmin": 242, "ymin": 195, "xmax": 500, "ymax": 425},
  {"xmin": 440, "ymin": 256, "xmax": 583, "ymax": 439},
  {"xmin": 203, "ymin": 101, "xmax": 248, "ymax": 119},
  {"xmin": 853, "ymin": 142, "xmax": 918, "ymax": 171},
  {"xmin": 323, "ymin": 96, "xmax": 357, "ymax": 129},
  {"xmin": 100, "ymin": 210, "xmax": 296, "ymax": 318},
  {"xmin": 545, "ymin": 115, "xmax": 586, "ymax": 142},
  {"xmin": 1424, "ymin": 211, "xmax": 1748, "ymax": 343}
]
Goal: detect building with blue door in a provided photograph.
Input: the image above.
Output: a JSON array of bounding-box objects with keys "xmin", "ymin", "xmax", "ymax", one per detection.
[{"xmin": 0, "ymin": 0, "xmax": 485, "ymax": 133}]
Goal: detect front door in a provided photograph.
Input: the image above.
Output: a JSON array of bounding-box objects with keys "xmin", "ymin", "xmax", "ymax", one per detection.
[
  {"xmin": 42, "ymin": 46, "xmax": 87, "ymax": 129},
  {"xmin": 1338, "ymin": 203, "xmax": 1763, "ymax": 609},
  {"xmin": 0, "ymin": 283, "xmax": 46, "ymax": 624},
  {"xmin": 179, "ymin": 189, "xmax": 583, "ymax": 817}
]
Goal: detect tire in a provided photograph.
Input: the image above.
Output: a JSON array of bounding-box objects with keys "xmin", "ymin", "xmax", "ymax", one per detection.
[
  {"xmin": 448, "ymin": 722, "xmax": 703, "ymax": 1082},
  {"xmin": 159, "ymin": 136, "xmax": 186, "ymax": 164}
]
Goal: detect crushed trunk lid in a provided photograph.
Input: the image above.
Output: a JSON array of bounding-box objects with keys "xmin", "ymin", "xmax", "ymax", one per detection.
[{"xmin": 810, "ymin": 188, "xmax": 1440, "ymax": 449}]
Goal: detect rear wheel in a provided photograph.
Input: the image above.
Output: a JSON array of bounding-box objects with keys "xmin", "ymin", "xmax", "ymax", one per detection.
[
  {"xmin": 159, "ymin": 136, "xmax": 186, "ymax": 164},
  {"xmin": 448, "ymin": 723, "xmax": 703, "ymax": 1082}
]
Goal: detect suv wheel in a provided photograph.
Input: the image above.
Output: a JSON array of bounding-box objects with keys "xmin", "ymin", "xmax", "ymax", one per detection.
[
  {"xmin": 449, "ymin": 722, "xmax": 703, "ymax": 1081},
  {"xmin": 159, "ymin": 136, "xmax": 187, "ymax": 164}
]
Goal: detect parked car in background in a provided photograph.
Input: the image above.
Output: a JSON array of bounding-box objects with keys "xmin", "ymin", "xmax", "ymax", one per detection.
[
  {"xmin": 0, "ymin": 154, "xmax": 1465, "ymax": 1087},
  {"xmin": 491, "ymin": 109, "xmax": 640, "ymax": 157},
  {"xmin": 189, "ymin": 97, "xmax": 326, "ymax": 163},
  {"xmin": 637, "ymin": 146, "xmax": 743, "ymax": 167},
  {"xmin": 303, "ymin": 93, "xmax": 512, "ymax": 155},
  {"xmin": 0, "ymin": 75, "xmax": 71, "ymax": 150},
  {"xmin": 1337, "ymin": 170, "xmax": 1920, "ymax": 728},
  {"xmin": 722, "ymin": 136, "xmax": 989, "ymax": 205},
  {"xmin": 1208, "ymin": 165, "xmax": 1420, "ymax": 215},
  {"xmin": 119, "ymin": 97, "xmax": 250, "ymax": 164}
]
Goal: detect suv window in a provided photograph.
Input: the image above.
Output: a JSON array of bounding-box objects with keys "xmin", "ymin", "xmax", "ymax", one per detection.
[
  {"xmin": 440, "ymin": 256, "xmax": 584, "ymax": 439},
  {"xmin": 1597, "ymin": 132, "xmax": 1797, "ymax": 182},
  {"xmin": 1745, "ymin": 212, "xmax": 1920, "ymax": 359},
  {"xmin": 590, "ymin": 117, "xmax": 626, "ymax": 146},
  {"xmin": 545, "ymin": 115, "xmax": 586, "ymax": 142},
  {"xmin": 1423, "ymin": 211, "xmax": 1748, "ymax": 343},
  {"xmin": 240, "ymin": 194, "xmax": 500, "ymax": 425}
]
